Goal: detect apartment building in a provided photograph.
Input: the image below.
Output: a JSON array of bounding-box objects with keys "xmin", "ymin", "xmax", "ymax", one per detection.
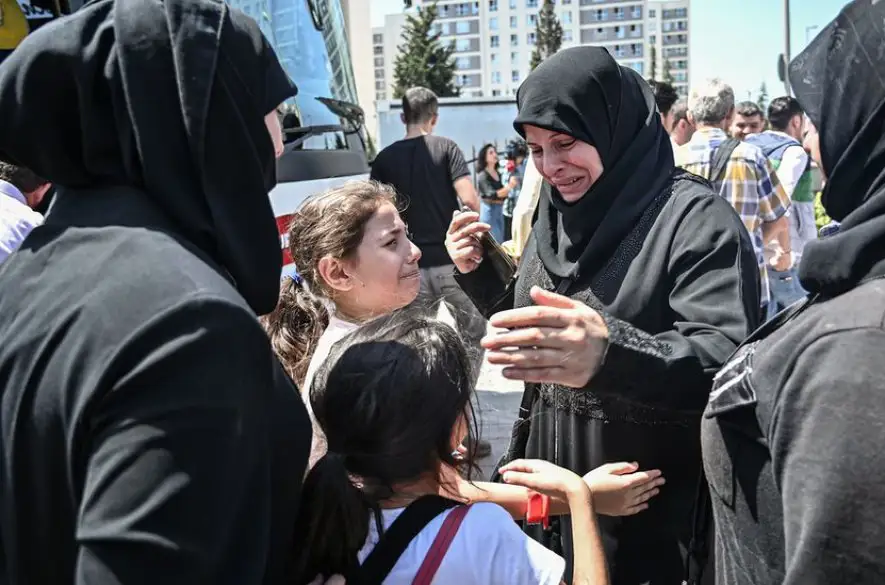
[{"xmin": 371, "ymin": 0, "xmax": 690, "ymax": 100}]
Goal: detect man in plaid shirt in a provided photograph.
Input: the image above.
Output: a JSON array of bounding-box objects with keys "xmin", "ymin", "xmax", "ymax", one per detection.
[{"xmin": 675, "ymin": 78, "xmax": 792, "ymax": 317}]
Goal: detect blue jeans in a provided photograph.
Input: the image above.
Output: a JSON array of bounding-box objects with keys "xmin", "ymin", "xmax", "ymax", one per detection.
[
  {"xmin": 767, "ymin": 267, "xmax": 807, "ymax": 321},
  {"xmin": 480, "ymin": 201, "xmax": 506, "ymax": 243}
]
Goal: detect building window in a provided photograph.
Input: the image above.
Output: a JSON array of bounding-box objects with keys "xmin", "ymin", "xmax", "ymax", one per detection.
[
  {"xmin": 457, "ymin": 74, "xmax": 470, "ymax": 86},
  {"xmin": 630, "ymin": 61, "xmax": 644, "ymax": 75},
  {"xmin": 510, "ymin": 15, "xmax": 518, "ymax": 27},
  {"xmin": 489, "ymin": 0, "xmax": 498, "ymax": 11},
  {"xmin": 512, "ymin": 69, "xmax": 520, "ymax": 82},
  {"xmin": 490, "ymin": 52, "xmax": 499, "ymax": 64},
  {"xmin": 456, "ymin": 38, "xmax": 470, "ymax": 51},
  {"xmin": 563, "ymin": 29, "xmax": 573, "ymax": 42},
  {"xmin": 631, "ymin": 6, "xmax": 641, "ymax": 19},
  {"xmin": 490, "ymin": 34, "xmax": 500, "ymax": 47},
  {"xmin": 456, "ymin": 20, "xmax": 470, "ymax": 33},
  {"xmin": 511, "ymin": 51, "xmax": 518, "ymax": 62},
  {"xmin": 510, "ymin": 0, "xmax": 517, "ymax": 8},
  {"xmin": 373, "ymin": 33, "xmax": 383, "ymax": 44},
  {"xmin": 457, "ymin": 56, "xmax": 471, "ymax": 69},
  {"xmin": 373, "ymin": 46, "xmax": 383, "ymax": 55},
  {"xmin": 490, "ymin": 16, "xmax": 499, "ymax": 30},
  {"xmin": 511, "ymin": 33, "xmax": 519, "ymax": 46},
  {"xmin": 375, "ymin": 80, "xmax": 385, "ymax": 90},
  {"xmin": 649, "ymin": 35, "xmax": 656, "ymax": 44},
  {"xmin": 492, "ymin": 89, "xmax": 502, "ymax": 96},
  {"xmin": 616, "ymin": 26, "xmax": 625, "ymax": 39},
  {"xmin": 561, "ymin": 0, "xmax": 571, "ymax": 4},
  {"xmin": 374, "ymin": 68, "xmax": 385, "ymax": 79},
  {"xmin": 562, "ymin": 10, "xmax": 572, "ymax": 24},
  {"xmin": 374, "ymin": 57, "xmax": 384, "ymax": 67},
  {"xmin": 492, "ymin": 71, "xmax": 502, "ymax": 83},
  {"xmin": 595, "ymin": 8, "xmax": 606, "ymax": 21},
  {"xmin": 528, "ymin": 13, "xmax": 538, "ymax": 27},
  {"xmin": 614, "ymin": 7, "xmax": 624, "ymax": 19},
  {"xmin": 441, "ymin": 22, "xmax": 451, "ymax": 35},
  {"xmin": 649, "ymin": 9, "xmax": 656, "ymax": 18},
  {"xmin": 527, "ymin": 32, "xmax": 536, "ymax": 45},
  {"xmin": 614, "ymin": 44, "xmax": 624, "ymax": 57},
  {"xmin": 526, "ymin": 0, "xmax": 537, "ymax": 7}
]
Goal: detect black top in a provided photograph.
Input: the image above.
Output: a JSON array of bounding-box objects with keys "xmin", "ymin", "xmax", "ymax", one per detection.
[
  {"xmin": 456, "ymin": 171, "xmax": 760, "ymax": 583},
  {"xmin": 0, "ymin": 1, "xmax": 310, "ymax": 583},
  {"xmin": 370, "ymin": 135, "xmax": 470, "ymax": 268},
  {"xmin": 703, "ymin": 3, "xmax": 885, "ymax": 583},
  {"xmin": 477, "ymin": 170, "xmax": 504, "ymax": 203}
]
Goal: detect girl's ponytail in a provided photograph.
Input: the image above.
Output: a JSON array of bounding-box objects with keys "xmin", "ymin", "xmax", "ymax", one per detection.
[
  {"xmin": 291, "ymin": 452, "xmax": 372, "ymax": 583},
  {"xmin": 262, "ymin": 275, "xmax": 329, "ymax": 385}
]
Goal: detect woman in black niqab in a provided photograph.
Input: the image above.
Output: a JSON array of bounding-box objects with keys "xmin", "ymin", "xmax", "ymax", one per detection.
[
  {"xmin": 0, "ymin": 1, "xmax": 314, "ymax": 583},
  {"xmin": 447, "ymin": 46, "xmax": 760, "ymax": 584},
  {"xmin": 701, "ymin": 3, "xmax": 885, "ymax": 582}
]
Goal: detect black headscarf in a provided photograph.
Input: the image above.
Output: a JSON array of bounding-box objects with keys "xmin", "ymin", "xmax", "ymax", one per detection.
[
  {"xmin": 0, "ymin": 0, "xmax": 296, "ymax": 314},
  {"xmin": 513, "ymin": 46, "xmax": 674, "ymax": 280},
  {"xmin": 790, "ymin": 0, "xmax": 885, "ymax": 297}
]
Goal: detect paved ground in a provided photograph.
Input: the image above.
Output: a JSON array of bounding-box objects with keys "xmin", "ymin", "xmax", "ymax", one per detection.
[{"xmin": 437, "ymin": 304, "xmax": 523, "ymax": 479}]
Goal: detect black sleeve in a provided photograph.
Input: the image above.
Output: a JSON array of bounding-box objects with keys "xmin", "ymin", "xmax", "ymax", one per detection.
[
  {"xmin": 454, "ymin": 246, "xmax": 517, "ymax": 318},
  {"xmin": 369, "ymin": 153, "xmax": 385, "ymax": 182},
  {"xmin": 477, "ymin": 172, "xmax": 498, "ymax": 200},
  {"xmin": 75, "ymin": 298, "xmax": 287, "ymax": 585},
  {"xmin": 590, "ymin": 194, "xmax": 760, "ymax": 411},
  {"xmin": 769, "ymin": 329, "xmax": 885, "ymax": 585},
  {"xmin": 447, "ymin": 141, "xmax": 470, "ymax": 182}
]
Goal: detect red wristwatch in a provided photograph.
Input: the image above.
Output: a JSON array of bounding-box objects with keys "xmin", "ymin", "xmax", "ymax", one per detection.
[{"xmin": 526, "ymin": 492, "xmax": 551, "ymax": 529}]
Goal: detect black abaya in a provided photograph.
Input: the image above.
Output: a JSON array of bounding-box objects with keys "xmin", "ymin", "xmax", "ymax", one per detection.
[
  {"xmin": 0, "ymin": 1, "xmax": 310, "ymax": 583},
  {"xmin": 457, "ymin": 47, "xmax": 760, "ymax": 584}
]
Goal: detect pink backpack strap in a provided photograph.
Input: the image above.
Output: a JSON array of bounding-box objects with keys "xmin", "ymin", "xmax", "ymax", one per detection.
[{"xmin": 411, "ymin": 504, "xmax": 471, "ymax": 585}]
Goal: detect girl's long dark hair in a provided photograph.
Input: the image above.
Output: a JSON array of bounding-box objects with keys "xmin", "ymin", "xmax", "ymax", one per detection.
[{"xmin": 291, "ymin": 310, "xmax": 481, "ymax": 583}]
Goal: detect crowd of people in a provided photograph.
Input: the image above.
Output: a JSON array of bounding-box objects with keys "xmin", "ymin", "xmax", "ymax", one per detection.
[{"xmin": 0, "ymin": 0, "xmax": 884, "ymax": 584}]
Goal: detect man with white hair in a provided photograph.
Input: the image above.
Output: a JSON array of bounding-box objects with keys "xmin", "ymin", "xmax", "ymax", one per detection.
[{"xmin": 674, "ymin": 78, "xmax": 792, "ymax": 319}]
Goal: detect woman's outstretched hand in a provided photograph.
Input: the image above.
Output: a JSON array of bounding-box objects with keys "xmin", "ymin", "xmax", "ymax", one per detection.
[
  {"xmin": 445, "ymin": 210, "xmax": 490, "ymax": 274},
  {"xmin": 484, "ymin": 286, "xmax": 609, "ymax": 387},
  {"xmin": 583, "ymin": 462, "xmax": 665, "ymax": 516}
]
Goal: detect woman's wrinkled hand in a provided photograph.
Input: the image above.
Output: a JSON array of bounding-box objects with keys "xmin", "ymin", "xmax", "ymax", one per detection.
[
  {"xmin": 445, "ymin": 210, "xmax": 490, "ymax": 274},
  {"xmin": 584, "ymin": 462, "xmax": 665, "ymax": 516},
  {"xmin": 483, "ymin": 286, "xmax": 609, "ymax": 387}
]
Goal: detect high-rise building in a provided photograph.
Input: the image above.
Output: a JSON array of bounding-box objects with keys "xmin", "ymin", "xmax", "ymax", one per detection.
[{"xmin": 371, "ymin": 0, "xmax": 690, "ymax": 100}]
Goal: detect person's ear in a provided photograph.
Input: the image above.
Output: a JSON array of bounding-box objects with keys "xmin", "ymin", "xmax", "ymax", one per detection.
[{"xmin": 317, "ymin": 256, "xmax": 356, "ymax": 293}]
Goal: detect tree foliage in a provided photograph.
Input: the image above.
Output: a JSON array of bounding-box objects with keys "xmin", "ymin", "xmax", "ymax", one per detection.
[
  {"xmin": 529, "ymin": 0, "xmax": 563, "ymax": 71},
  {"xmin": 392, "ymin": 3, "xmax": 459, "ymax": 99},
  {"xmin": 756, "ymin": 82, "xmax": 769, "ymax": 114},
  {"xmin": 648, "ymin": 45, "xmax": 657, "ymax": 80},
  {"xmin": 662, "ymin": 57, "xmax": 674, "ymax": 84}
]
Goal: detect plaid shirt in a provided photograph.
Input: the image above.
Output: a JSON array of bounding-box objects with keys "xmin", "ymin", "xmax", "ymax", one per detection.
[{"xmin": 675, "ymin": 128, "xmax": 791, "ymax": 307}]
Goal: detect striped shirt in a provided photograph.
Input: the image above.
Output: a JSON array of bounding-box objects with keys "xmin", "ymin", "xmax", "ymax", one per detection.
[{"xmin": 675, "ymin": 128, "xmax": 791, "ymax": 307}]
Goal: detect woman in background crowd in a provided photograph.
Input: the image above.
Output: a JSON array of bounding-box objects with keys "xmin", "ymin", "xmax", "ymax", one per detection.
[{"xmin": 477, "ymin": 143, "xmax": 517, "ymax": 242}]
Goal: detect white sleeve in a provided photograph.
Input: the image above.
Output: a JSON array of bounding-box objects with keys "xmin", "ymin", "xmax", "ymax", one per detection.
[
  {"xmin": 453, "ymin": 503, "xmax": 566, "ymax": 585},
  {"xmin": 777, "ymin": 145, "xmax": 809, "ymax": 200}
]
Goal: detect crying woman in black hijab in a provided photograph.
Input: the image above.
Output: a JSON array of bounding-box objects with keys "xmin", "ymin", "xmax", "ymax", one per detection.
[
  {"xmin": 446, "ymin": 46, "xmax": 760, "ymax": 583},
  {"xmin": 0, "ymin": 0, "xmax": 315, "ymax": 583}
]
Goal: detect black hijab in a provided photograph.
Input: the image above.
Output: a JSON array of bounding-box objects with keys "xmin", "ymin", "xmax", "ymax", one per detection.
[
  {"xmin": 513, "ymin": 46, "xmax": 674, "ymax": 280},
  {"xmin": 0, "ymin": 0, "xmax": 296, "ymax": 314},
  {"xmin": 791, "ymin": 0, "xmax": 885, "ymax": 297}
]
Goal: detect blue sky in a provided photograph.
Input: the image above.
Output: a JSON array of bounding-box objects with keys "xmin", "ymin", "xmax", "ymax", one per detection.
[{"xmin": 369, "ymin": 0, "xmax": 848, "ymax": 101}]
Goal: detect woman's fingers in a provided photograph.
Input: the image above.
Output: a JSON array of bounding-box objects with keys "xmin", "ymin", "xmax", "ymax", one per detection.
[
  {"xmin": 621, "ymin": 503, "xmax": 650, "ymax": 516},
  {"xmin": 631, "ymin": 487, "xmax": 660, "ymax": 506},
  {"xmin": 486, "ymin": 347, "xmax": 567, "ymax": 368},
  {"xmin": 499, "ymin": 459, "xmax": 545, "ymax": 474},
  {"xmin": 501, "ymin": 365, "xmax": 565, "ymax": 383},
  {"xmin": 489, "ymin": 305, "xmax": 573, "ymax": 330},
  {"xmin": 481, "ymin": 327, "xmax": 572, "ymax": 351},
  {"xmin": 623, "ymin": 469, "xmax": 664, "ymax": 487},
  {"xmin": 448, "ymin": 210, "xmax": 480, "ymax": 233},
  {"xmin": 450, "ymin": 219, "xmax": 490, "ymax": 240}
]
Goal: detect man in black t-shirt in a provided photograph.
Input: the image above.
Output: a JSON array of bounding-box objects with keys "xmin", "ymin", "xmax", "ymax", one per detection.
[{"xmin": 371, "ymin": 87, "xmax": 490, "ymax": 455}]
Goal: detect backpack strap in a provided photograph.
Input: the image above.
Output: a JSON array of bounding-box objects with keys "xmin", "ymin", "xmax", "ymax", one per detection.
[
  {"xmin": 709, "ymin": 137, "xmax": 741, "ymax": 187},
  {"xmin": 411, "ymin": 504, "xmax": 471, "ymax": 585},
  {"xmin": 352, "ymin": 495, "xmax": 461, "ymax": 585}
]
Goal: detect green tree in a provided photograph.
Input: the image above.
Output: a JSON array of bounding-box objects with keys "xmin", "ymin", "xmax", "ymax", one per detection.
[
  {"xmin": 392, "ymin": 3, "xmax": 459, "ymax": 99},
  {"xmin": 529, "ymin": 0, "xmax": 563, "ymax": 70},
  {"xmin": 648, "ymin": 45, "xmax": 657, "ymax": 80},
  {"xmin": 756, "ymin": 82, "xmax": 769, "ymax": 114},
  {"xmin": 662, "ymin": 57, "xmax": 674, "ymax": 84}
]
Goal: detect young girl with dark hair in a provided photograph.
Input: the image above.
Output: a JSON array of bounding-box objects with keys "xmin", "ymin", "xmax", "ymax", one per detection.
[{"xmin": 294, "ymin": 311, "xmax": 608, "ymax": 585}]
